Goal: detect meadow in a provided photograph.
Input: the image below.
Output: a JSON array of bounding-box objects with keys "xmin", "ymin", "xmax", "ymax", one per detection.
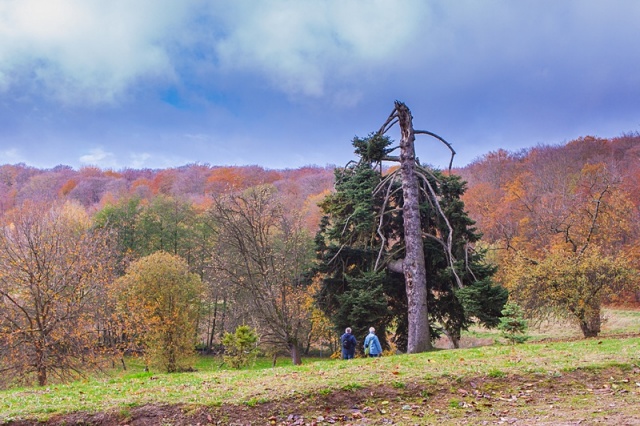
[{"xmin": 1, "ymin": 308, "xmax": 639, "ymax": 425}]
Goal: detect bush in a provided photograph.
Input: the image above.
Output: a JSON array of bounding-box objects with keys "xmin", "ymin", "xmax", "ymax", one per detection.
[
  {"xmin": 222, "ymin": 326, "xmax": 259, "ymax": 369},
  {"xmin": 115, "ymin": 252, "xmax": 204, "ymax": 373},
  {"xmin": 498, "ymin": 303, "xmax": 530, "ymax": 344}
]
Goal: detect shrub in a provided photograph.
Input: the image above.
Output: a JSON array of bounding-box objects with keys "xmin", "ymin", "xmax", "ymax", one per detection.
[
  {"xmin": 498, "ymin": 302, "xmax": 530, "ymax": 344},
  {"xmin": 222, "ymin": 325, "xmax": 259, "ymax": 369}
]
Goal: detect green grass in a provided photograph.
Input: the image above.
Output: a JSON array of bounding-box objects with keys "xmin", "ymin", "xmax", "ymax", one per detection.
[
  {"xmin": 1, "ymin": 336, "xmax": 639, "ymax": 422},
  {"xmin": 1, "ymin": 308, "xmax": 638, "ymax": 422}
]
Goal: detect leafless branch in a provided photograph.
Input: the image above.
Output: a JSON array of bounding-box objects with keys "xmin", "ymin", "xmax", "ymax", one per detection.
[
  {"xmin": 375, "ymin": 178, "xmax": 396, "ymax": 271},
  {"xmin": 378, "ymin": 108, "xmax": 399, "ymax": 135},
  {"xmin": 415, "ymin": 130, "xmax": 456, "ymax": 171},
  {"xmin": 373, "ymin": 169, "xmax": 400, "ymax": 195},
  {"xmin": 415, "ymin": 166, "xmax": 463, "ymax": 289},
  {"xmin": 579, "ymin": 185, "xmax": 609, "ymax": 255}
]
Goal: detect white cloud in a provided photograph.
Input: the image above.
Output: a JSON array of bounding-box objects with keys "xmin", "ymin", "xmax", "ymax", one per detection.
[
  {"xmin": 3, "ymin": 0, "xmax": 639, "ymax": 110},
  {"xmin": 79, "ymin": 147, "xmax": 117, "ymax": 167},
  {"xmin": 129, "ymin": 152, "xmax": 151, "ymax": 169},
  {"xmin": 210, "ymin": 0, "xmax": 428, "ymax": 97},
  {"xmin": 0, "ymin": 148, "xmax": 24, "ymax": 163},
  {"xmin": 0, "ymin": 0, "xmax": 194, "ymax": 103}
]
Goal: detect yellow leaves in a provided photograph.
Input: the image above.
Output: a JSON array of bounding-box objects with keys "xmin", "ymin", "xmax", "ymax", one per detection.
[
  {"xmin": 506, "ymin": 245, "xmax": 636, "ymax": 336},
  {"xmin": 115, "ymin": 251, "xmax": 204, "ymax": 373},
  {"xmin": 0, "ymin": 201, "xmax": 117, "ymax": 386}
]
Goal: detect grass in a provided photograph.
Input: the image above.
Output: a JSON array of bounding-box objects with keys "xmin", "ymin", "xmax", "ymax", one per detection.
[
  {"xmin": 2, "ymin": 336, "xmax": 639, "ymax": 422},
  {"xmin": 458, "ymin": 306, "xmax": 640, "ymax": 344},
  {"xmin": 1, "ymin": 308, "xmax": 639, "ymax": 423}
]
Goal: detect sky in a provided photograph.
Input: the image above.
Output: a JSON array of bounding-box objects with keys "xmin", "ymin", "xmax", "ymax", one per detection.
[{"xmin": 1, "ymin": 1, "xmax": 639, "ymax": 171}]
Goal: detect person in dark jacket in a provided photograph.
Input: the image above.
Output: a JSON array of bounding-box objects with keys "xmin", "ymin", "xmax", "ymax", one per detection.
[
  {"xmin": 363, "ymin": 327, "xmax": 382, "ymax": 357},
  {"xmin": 340, "ymin": 327, "xmax": 357, "ymax": 359}
]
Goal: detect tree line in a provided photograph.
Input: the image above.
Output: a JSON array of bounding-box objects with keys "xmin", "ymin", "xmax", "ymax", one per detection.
[{"xmin": 459, "ymin": 134, "xmax": 640, "ymax": 335}]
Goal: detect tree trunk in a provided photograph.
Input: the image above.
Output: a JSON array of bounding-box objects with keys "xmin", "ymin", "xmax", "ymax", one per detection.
[
  {"xmin": 35, "ymin": 340, "xmax": 48, "ymax": 386},
  {"xmin": 578, "ymin": 308, "xmax": 601, "ymax": 338},
  {"xmin": 207, "ymin": 292, "xmax": 219, "ymax": 351},
  {"xmin": 396, "ymin": 101, "xmax": 432, "ymax": 353},
  {"xmin": 218, "ymin": 296, "xmax": 227, "ymax": 340},
  {"xmin": 289, "ymin": 342, "xmax": 302, "ymax": 366},
  {"xmin": 37, "ymin": 366, "xmax": 47, "ymax": 387},
  {"xmin": 443, "ymin": 328, "xmax": 460, "ymax": 349}
]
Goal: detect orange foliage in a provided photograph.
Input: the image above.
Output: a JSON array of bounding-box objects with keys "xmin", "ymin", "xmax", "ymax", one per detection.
[
  {"xmin": 0, "ymin": 202, "xmax": 116, "ymax": 387},
  {"xmin": 303, "ymin": 189, "xmax": 331, "ymax": 231},
  {"xmin": 79, "ymin": 166, "xmax": 103, "ymax": 177},
  {"xmin": 152, "ymin": 169, "xmax": 178, "ymax": 194},
  {"xmin": 103, "ymin": 170, "xmax": 122, "ymax": 179},
  {"xmin": 462, "ymin": 135, "xmax": 640, "ymax": 304},
  {"xmin": 206, "ymin": 166, "xmax": 282, "ymax": 194},
  {"xmin": 131, "ymin": 178, "xmax": 154, "ymax": 192},
  {"xmin": 59, "ymin": 179, "xmax": 78, "ymax": 196}
]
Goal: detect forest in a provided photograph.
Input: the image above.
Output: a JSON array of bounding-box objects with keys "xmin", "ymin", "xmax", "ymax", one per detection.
[{"xmin": 0, "ymin": 132, "xmax": 638, "ymax": 389}]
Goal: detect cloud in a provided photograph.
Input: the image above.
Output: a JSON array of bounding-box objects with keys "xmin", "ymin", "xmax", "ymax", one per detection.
[
  {"xmin": 2, "ymin": 0, "xmax": 639, "ymax": 151},
  {"xmin": 79, "ymin": 147, "xmax": 117, "ymax": 168},
  {"xmin": 209, "ymin": 0, "xmax": 428, "ymax": 97},
  {"xmin": 129, "ymin": 152, "xmax": 152, "ymax": 169},
  {"xmin": 0, "ymin": 0, "xmax": 194, "ymax": 103},
  {"xmin": 0, "ymin": 148, "xmax": 24, "ymax": 163}
]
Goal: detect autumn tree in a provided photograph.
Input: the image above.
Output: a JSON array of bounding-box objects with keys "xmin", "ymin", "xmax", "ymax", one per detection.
[
  {"xmin": 115, "ymin": 251, "xmax": 204, "ymax": 373},
  {"xmin": 209, "ymin": 185, "xmax": 315, "ymax": 365},
  {"xmin": 481, "ymin": 149, "xmax": 639, "ymax": 333},
  {"xmin": 0, "ymin": 201, "xmax": 116, "ymax": 387},
  {"xmin": 505, "ymin": 247, "xmax": 635, "ymax": 337}
]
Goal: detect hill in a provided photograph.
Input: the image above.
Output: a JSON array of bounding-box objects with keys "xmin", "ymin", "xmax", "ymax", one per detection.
[{"xmin": 2, "ymin": 317, "xmax": 640, "ymax": 425}]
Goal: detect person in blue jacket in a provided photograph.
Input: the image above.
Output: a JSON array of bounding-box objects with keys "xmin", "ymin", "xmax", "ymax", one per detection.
[
  {"xmin": 340, "ymin": 327, "xmax": 357, "ymax": 360},
  {"xmin": 363, "ymin": 327, "xmax": 382, "ymax": 357}
]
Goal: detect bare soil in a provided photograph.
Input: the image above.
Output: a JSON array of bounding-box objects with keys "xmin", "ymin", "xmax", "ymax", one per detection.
[{"xmin": 5, "ymin": 366, "xmax": 640, "ymax": 425}]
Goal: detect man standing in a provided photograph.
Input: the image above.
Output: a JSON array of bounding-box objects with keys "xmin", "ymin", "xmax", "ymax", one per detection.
[{"xmin": 340, "ymin": 327, "xmax": 357, "ymax": 359}]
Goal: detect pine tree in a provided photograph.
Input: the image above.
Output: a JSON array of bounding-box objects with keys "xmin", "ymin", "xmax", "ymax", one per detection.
[
  {"xmin": 498, "ymin": 303, "xmax": 530, "ymax": 344},
  {"xmin": 222, "ymin": 325, "xmax": 259, "ymax": 369},
  {"xmin": 313, "ymin": 134, "xmax": 507, "ymax": 352}
]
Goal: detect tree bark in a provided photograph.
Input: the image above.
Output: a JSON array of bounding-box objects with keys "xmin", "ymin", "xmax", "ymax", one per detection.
[
  {"xmin": 395, "ymin": 101, "xmax": 432, "ymax": 353},
  {"xmin": 207, "ymin": 291, "xmax": 219, "ymax": 351},
  {"xmin": 289, "ymin": 342, "xmax": 302, "ymax": 365},
  {"xmin": 36, "ymin": 344, "xmax": 47, "ymax": 386},
  {"xmin": 578, "ymin": 307, "xmax": 601, "ymax": 338}
]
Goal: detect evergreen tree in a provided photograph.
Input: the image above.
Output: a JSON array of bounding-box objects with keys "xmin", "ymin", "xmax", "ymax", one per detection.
[
  {"xmin": 222, "ymin": 325, "xmax": 259, "ymax": 369},
  {"xmin": 498, "ymin": 303, "xmax": 530, "ymax": 344},
  {"xmin": 314, "ymin": 135, "xmax": 507, "ymax": 351}
]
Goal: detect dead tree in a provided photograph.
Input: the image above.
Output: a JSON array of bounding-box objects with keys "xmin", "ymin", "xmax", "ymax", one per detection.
[{"xmin": 377, "ymin": 101, "xmax": 456, "ymax": 353}]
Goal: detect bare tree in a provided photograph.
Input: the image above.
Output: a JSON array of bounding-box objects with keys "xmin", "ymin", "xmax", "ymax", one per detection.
[
  {"xmin": 208, "ymin": 185, "xmax": 314, "ymax": 365},
  {"xmin": 0, "ymin": 201, "xmax": 116, "ymax": 387}
]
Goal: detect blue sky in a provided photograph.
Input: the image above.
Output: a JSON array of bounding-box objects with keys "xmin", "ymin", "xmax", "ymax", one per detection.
[{"xmin": 1, "ymin": 0, "xmax": 639, "ymax": 171}]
